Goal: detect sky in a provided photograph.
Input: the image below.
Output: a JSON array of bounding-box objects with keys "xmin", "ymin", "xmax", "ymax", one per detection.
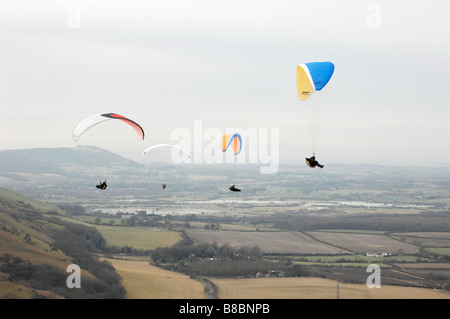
[{"xmin": 1, "ymin": 0, "xmax": 449, "ymax": 167}]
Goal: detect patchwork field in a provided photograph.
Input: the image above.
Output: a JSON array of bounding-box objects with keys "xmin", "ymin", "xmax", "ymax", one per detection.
[
  {"xmin": 211, "ymin": 277, "xmax": 450, "ymax": 299},
  {"xmin": 187, "ymin": 230, "xmax": 350, "ymax": 254},
  {"xmin": 307, "ymin": 231, "xmax": 419, "ymax": 254},
  {"xmin": 105, "ymin": 258, "xmax": 206, "ymax": 299},
  {"xmin": 102, "ymin": 258, "xmax": 450, "ymax": 299}
]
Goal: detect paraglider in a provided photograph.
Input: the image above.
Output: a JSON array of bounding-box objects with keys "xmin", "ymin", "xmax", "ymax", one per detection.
[
  {"xmin": 142, "ymin": 144, "xmax": 190, "ymax": 158},
  {"xmin": 296, "ymin": 62, "xmax": 334, "ymax": 101},
  {"xmin": 296, "ymin": 61, "xmax": 335, "ymax": 168},
  {"xmin": 73, "ymin": 113, "xmax": 145, "ymax": 142},
  {"xmin": 229, "ymin": 184, "xmax": 241, "ymax": 192},
  {"xmin": 141, "ymin": 145, "xmax": 189, "ymax": 192},
  {"xmin": 221, "ymin": 133, "xmax": 242, "ymax": 155},
  {"xmin": 96, "ymin": 180, "xmax": 107, "ymax": 190},
  {"xmin": 305, "ymin": 156, "xmax": 324, "ymax": 169}
]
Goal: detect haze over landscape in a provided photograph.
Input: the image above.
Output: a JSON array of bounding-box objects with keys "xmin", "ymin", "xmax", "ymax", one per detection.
[
  {"xmin": 0, "ymin": 0, "xmax": 449, "ymax": 306},
  {"xmin": 1, "ymin": 0, "xmax": 449, "ymax": 166}
]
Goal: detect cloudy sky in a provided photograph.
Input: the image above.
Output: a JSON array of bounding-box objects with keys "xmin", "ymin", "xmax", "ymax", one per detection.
[{"xmin": 1, "ymin": 0, "xmax": 449, "ymax": 167}]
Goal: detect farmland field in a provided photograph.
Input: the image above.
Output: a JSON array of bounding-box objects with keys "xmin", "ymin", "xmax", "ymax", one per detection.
[
  {"xmin": 390, "ymin": 232, "xmax": 450, "ymax": 248},
  {"xmin": 390, "ymin": 232, "xmax": 450, "ymax": 240},
  {"xmin": 211, "ymin": 277, "xmax": 450, "ymax": 299},
  {"xmin": 105, "ymin": 258, "xmax": 206, "ymax": 299},
  {"xmin": 307, "ymin": 231, "xmax": 419, "ymax": 254},
  {"xmin": 187, "ymin": 230, "xmax": 351, "ymax": 254},
  {"xmin": 95, "ymin": 225, "xmax": 182, "ymax": 250}
]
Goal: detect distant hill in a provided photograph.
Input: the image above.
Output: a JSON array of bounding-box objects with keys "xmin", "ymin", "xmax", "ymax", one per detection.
[
  {"xmin": 0, "ymin": 145, "xmax": 144, "ymax": 175},
  {"xmin": 0, "ymin": 187, "xmax": 125, "ymax": 298}
]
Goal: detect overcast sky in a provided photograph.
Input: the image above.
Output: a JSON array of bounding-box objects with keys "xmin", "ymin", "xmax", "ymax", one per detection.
[{"xmin": 1, "ymin": 0, "xmax": 449, "ymax": 167}]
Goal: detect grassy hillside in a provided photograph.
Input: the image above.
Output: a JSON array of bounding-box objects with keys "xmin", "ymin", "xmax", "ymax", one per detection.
[
  {"xmin": 0, "ymin": 188, "xmax": 69, "ymax": 266},
  {"xmin": 0, "ymin": 187, "xmax": 66, "ymax": 214},
  {"xmin": 0, "ymin": 187, "xmax": 125, "ymax": 298}
]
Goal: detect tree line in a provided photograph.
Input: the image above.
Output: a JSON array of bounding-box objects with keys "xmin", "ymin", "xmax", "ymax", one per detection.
[
  {"xmin": 48, "ymin": 219, "xmax": 126, "ymax": 298},
  {"xmin": 0, "ymin": 211, "xmax": 126, "ymax": 299},
  {"xmin": 150, "ymin": 238, "xmax": 310, "ymax": 278}
]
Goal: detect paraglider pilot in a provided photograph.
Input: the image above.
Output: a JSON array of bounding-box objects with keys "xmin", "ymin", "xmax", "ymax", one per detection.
[
  {"xmin": 305, "ymin": 156, "xmax": 324, "ymax": 169},
  {"xmin": 96, "ymin": 180, "xmax": 107, "ymax": 190},
  {"xmin": 229, "ymin": 184, "xmax": 241, "ymax": 192}
]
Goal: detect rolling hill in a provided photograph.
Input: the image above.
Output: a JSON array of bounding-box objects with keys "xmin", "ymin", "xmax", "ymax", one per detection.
[
  {"xmin": 0, "ymin": 187, "xmax": 125, "ymax": 298},
  {"xmin": 0, "ymin": 145, "xmax": 144, "ymax": 176},
  {"xmin": 0, "ymin": 146, "xmax": 150, "ymax": 199}
]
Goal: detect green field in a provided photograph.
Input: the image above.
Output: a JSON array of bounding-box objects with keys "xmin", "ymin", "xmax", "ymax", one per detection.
[
  {"xmin": 94, "ymin": 225, "xmax": 182, "ymax": 250},
  {"xmin": 47, "ymin": 215, "xmax": 183, "ymax": 250},
  {"xmin": 425, "ymin": 247, "xmax": 450, "ymax": 255}
]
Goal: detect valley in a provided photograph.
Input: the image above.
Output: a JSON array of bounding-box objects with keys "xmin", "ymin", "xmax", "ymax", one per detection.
[{"xmin": 1, "ymin": 146, "xmax": 450, "ymax": 299}]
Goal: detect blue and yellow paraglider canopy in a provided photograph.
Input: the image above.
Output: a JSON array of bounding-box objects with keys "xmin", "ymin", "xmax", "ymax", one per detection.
[{"xmin": 296, "ymin": 62, "xmax": 335, "ymax": 101}]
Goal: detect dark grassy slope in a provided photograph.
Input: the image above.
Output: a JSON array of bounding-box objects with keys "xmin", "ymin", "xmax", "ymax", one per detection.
[{"xmin": 0, "ymin": 187, "xmax": 125, "ymax": 298}]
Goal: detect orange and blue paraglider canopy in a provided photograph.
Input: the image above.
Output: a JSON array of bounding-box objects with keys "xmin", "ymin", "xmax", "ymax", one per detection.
[{"xmin": 221, "ymin": 133, "xmax": 242, "ymax": 155}]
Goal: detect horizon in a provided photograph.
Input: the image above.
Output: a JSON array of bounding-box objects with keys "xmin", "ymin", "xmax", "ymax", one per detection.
[
  {"xmin": 1, "ymin": 144, "xmax": 449, "ymax": 170},
  {"xmin": 1, "ymin": 1, "xmax": 449, "ymax": 168}
]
